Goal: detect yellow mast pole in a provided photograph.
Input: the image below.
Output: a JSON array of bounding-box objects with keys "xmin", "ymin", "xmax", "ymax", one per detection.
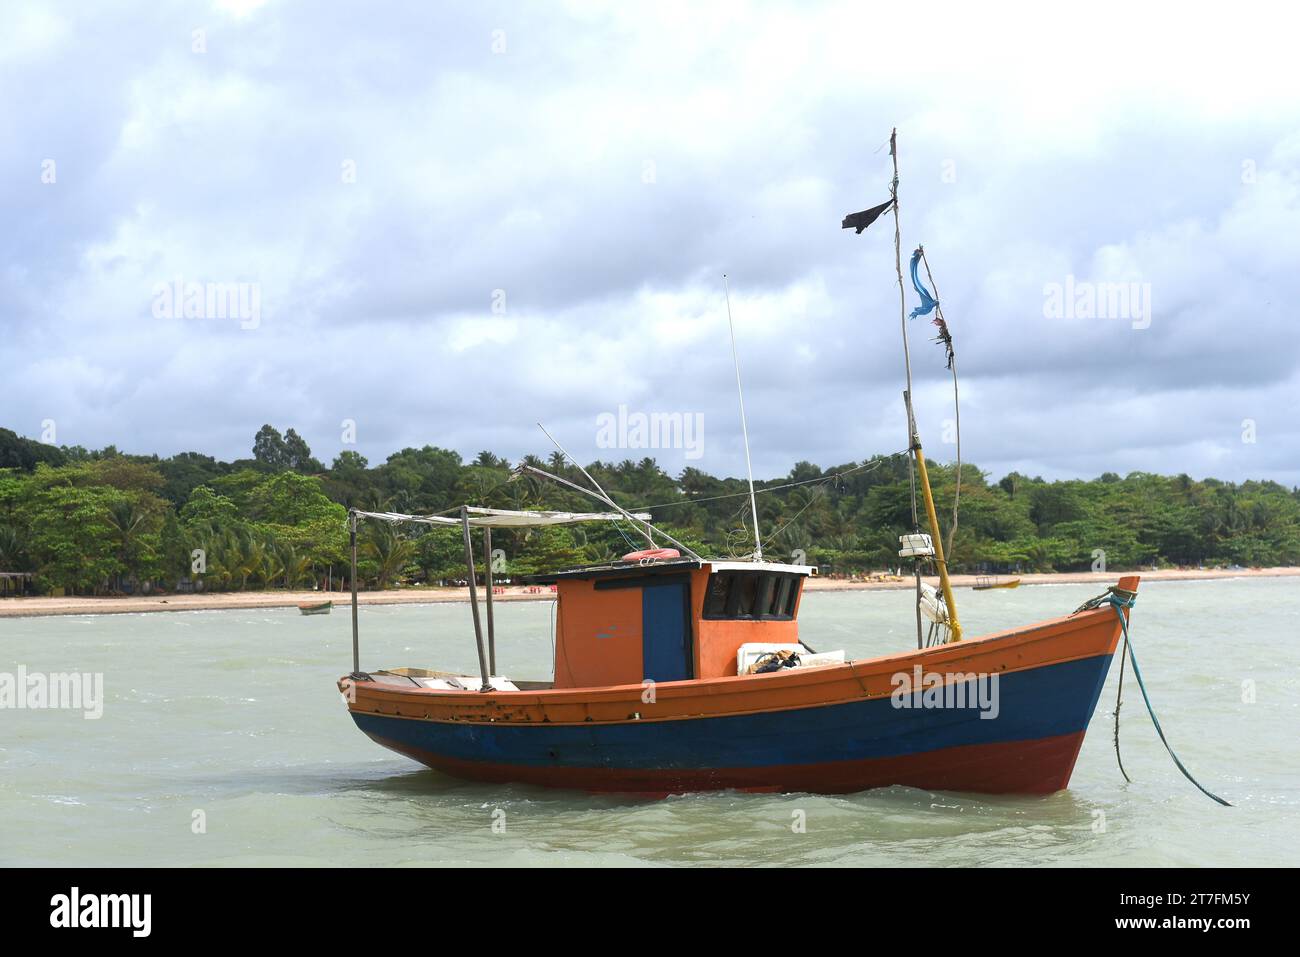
[{"xmin": 911, "ymin": 429, "xmax": 963, "ymax": 642}]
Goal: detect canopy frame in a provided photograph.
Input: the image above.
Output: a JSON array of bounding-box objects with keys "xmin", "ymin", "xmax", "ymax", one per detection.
[
  {"xmin": 351, "ymin": 505, "xmax": 651, "ymax": 528},
  {"xmin": 346, "ymin": 504, "xmax": 656, "ymax": 691}
]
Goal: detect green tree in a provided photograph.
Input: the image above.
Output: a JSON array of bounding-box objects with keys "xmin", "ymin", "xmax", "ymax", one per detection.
[
  {"xmin": 16, "ymin": 466, "xmax": 121, "ymax": 593},
  {"xmin": 0, "ymin": 428, "xmax": 65, "ymax": 470},
  {"xmin": 283, "ymin": 428, "xmax": 324, "ymax": 473},
  {"xmin": 252, "ymin": 425, "xmax": 290, "ymax": 470},
  {"xmin": 363, "ymin": 522, "xmax": 417, "ymax": 588}
]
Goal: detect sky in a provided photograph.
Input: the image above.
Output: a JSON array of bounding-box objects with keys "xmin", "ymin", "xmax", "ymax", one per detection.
[{"xmin": 4, "ymin": 0, "xmax": 1300, "ymax": 485}]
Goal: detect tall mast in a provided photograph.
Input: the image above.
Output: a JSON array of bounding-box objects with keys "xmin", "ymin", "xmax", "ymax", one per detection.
[{"xmin": 889, "ymin": 129, "xmax": 963, "ymax": 642}]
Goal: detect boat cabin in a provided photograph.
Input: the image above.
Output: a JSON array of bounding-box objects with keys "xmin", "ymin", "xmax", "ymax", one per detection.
[
  {"xmin": 525, "ymin": 558, "xmax": 812, "ymax": 687},
  {"xmin": 343, "ymin": 506, "xmax": 824, "ymax": 694}
]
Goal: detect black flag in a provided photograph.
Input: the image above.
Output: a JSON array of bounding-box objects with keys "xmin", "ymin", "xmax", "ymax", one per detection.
[{"xmin": 841, "ymin": 198, "xmax": 894, "ymax": 234}]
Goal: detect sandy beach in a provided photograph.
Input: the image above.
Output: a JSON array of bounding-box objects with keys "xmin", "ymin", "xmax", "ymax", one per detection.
[{"xmin": 1, "ymin": 566, "xmax": 1296, "ymax": 618}]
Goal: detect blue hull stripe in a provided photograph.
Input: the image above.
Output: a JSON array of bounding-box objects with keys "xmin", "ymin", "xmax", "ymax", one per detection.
[{"xmin": 352, "ymin": 653, "xmax": 1114, "ymax": 771}]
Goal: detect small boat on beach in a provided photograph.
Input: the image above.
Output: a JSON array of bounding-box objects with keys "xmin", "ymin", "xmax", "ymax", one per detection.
[
  {"xmin": 973, "ymin": 576, "xmax": 1021, "ymax": 590},
  {"xmin": 299, "ymin": 600, "xmax": 333, "ymax": 616}
]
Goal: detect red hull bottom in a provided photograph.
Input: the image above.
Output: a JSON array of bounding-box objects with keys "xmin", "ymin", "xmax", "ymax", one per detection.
[{"xmin": 366, "ymin": 730, "xmax": 1088, "ymax": 796}]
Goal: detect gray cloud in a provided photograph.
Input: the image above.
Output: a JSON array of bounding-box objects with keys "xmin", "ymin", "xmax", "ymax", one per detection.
[{"xmin": 4, "ymin": 0, "xmax": 1299, "ymax": 485}]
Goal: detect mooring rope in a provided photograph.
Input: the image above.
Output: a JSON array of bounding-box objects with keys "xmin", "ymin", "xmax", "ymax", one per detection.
[
  {"xmin": 1076, "ymin": 587, "xmax": 1231, "ymax": 806},
  {"xmin": 1113, "ymin": 640, "xmax": 1131, "ymax": 784}
]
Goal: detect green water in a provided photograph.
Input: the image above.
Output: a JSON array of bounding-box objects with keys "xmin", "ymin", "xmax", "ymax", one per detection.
[{"xmin": 1, "ymin": 578, "xmax": 1296, "ymax": 867}]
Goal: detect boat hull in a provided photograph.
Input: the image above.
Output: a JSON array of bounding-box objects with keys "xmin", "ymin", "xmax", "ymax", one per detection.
[
  {"xmin": 342, "ymin": 579, "xmax": 1136, "ymax": 795},
  {"xmin": 350, "ymin": 653, "xmax": 1109, "ymax": 794}
]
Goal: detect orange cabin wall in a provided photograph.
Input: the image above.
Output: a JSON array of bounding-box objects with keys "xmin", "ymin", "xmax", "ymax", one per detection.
[
  {"xmin": 551, "ymin": 568, "xmax": 806, "ymax": 688},
  {"xmin": 689, "ymin": 568, "xmax": 802, "ymax": 679},
  {"xmin": 552, "ymin": 579, "xmax": 644, "ymax": 689}
]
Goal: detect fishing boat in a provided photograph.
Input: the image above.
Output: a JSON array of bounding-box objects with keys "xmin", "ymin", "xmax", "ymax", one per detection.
[
  {"xmin": 339, "ymin": 514, "xmax": 1137, "ymax": 793},
  {"xmin": 973, "ymin": 576, "xmax": 1021, "ymax": 590},
  {"xmin": 335, "ymin": 129, "xmax": 1224, "ymax": 802},
  {"xmin": 299, "ymin": 600, "xmax": 333, "ymax": 616}
]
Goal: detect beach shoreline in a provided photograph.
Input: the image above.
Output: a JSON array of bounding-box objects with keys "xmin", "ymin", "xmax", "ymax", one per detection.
[{"xmin": 1, "ymin": 566, "xmax": 1296, "ymax": 618}]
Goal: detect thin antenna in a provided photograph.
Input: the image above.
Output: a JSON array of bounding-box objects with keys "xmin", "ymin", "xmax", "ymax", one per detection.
[{"xmin": 723, "ymin": 274, "xmax": 763, "ymax": 561}]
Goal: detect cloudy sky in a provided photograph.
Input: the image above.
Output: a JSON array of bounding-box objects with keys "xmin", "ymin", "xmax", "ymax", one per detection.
[{"xmin": 5, "ymin": 0, "xmax": 1299, "ymax": 485}]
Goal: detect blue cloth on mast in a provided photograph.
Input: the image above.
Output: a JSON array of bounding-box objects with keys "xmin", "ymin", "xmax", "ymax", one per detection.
[{"xmin": 908, "ymin": 248, "xmax": 938, "ymax": 319}]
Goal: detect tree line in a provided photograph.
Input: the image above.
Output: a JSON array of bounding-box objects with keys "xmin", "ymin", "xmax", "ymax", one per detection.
[{"xmin": 1, "ymin": 425, "xmax": 1297, "ymax": 596}]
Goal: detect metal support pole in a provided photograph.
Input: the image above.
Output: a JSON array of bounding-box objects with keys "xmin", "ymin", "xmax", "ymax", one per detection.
[
  {"xmin": 914, "ymin": 563, "xmax": 924, "ymax": 649},
  {"xmin": 349, "ymin": 510, "xmax": 360, "ymax": 673},
  {"xmin": 484, "ymin": 526, "xmax": 496, "ymax": 675},
  {"xmin": 461, "ymin": 506, "xmax": 491, "ymax": 692}
]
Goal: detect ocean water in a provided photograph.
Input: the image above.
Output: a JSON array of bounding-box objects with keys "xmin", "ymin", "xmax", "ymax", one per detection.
[{"xmin": 1, "ymin": 578, "xmax": 1296, "ymax": 867}]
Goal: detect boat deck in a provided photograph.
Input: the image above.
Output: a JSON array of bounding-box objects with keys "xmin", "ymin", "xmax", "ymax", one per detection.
[{"xmin": 366, "ymin": 669, "xmax": 554, "ymax": 692}]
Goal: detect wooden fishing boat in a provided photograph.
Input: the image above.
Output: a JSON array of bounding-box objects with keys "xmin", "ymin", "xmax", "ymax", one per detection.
[
  {"xmin": 973, "ymin": 576, "xmax": 1021, "ymax": 590},
  {"xmin": 336, "ymin": 130, "xmax": 1156, "ymax": 797},
  {"xmin": 299, "ymin": 600, "xmax": 333, "ymax": 616},
  {"xmin": 338, "ymin": 506, "xmax": 1139, "ymax": 793}
]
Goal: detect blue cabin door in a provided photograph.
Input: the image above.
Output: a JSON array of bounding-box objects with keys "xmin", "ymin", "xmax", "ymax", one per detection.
[{"xmin": 641, "ymin": 579, "xmax": 693, "ymax": 682}]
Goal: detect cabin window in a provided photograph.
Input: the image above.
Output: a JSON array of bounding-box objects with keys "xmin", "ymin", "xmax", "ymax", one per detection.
[
  {"xmin": 783, "ymin": 576, "xmax": 799, "ymax": 616},
  {"xmin": 772, "ymin": 575, "xmax": 792, "ymax": 615},
  {"xmin": 702, "ymin": 571, "xmax": 801, "ymax": 621}
]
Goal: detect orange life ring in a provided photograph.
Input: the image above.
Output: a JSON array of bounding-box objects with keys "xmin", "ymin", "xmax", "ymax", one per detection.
[{"xmin": 621, "ymin": 547, "xmax": 681, "ymax": 562}]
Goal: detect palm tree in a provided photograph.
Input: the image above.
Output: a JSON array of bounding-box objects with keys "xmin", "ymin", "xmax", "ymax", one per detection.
[
  {"xmin": 500, "ymin": 475, "xmax": 536, "ymax": 511},
  {"xmin": 198, "ymin": 531, "xmax": 233, "ymax": 590},
  {"xmin": 363, "ymin": 523, "xmax": 417, "ymax": 588},
  {"xmin": 106, "ymin": 498, "xmax": 150, "ymax": 591},
  {"xmin": 0, "ymin": 523, "xmax": 28, "ymax": 571},
  {"xmin": 228, "ymin": 532, "xmax": 267, "ymax": 591},
  {"xmin": 458, "ymin": 467, "xmax": 501, "ymax": 505},
  {"xmin": 269, "ymin": 541, "xmax": 312, "ymax": 588}
]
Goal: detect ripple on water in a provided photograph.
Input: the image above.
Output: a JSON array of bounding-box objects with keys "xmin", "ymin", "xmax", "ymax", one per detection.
[{"xmin": 2, "ymin": 579, "xmax": 1297, "ymax": 866}]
